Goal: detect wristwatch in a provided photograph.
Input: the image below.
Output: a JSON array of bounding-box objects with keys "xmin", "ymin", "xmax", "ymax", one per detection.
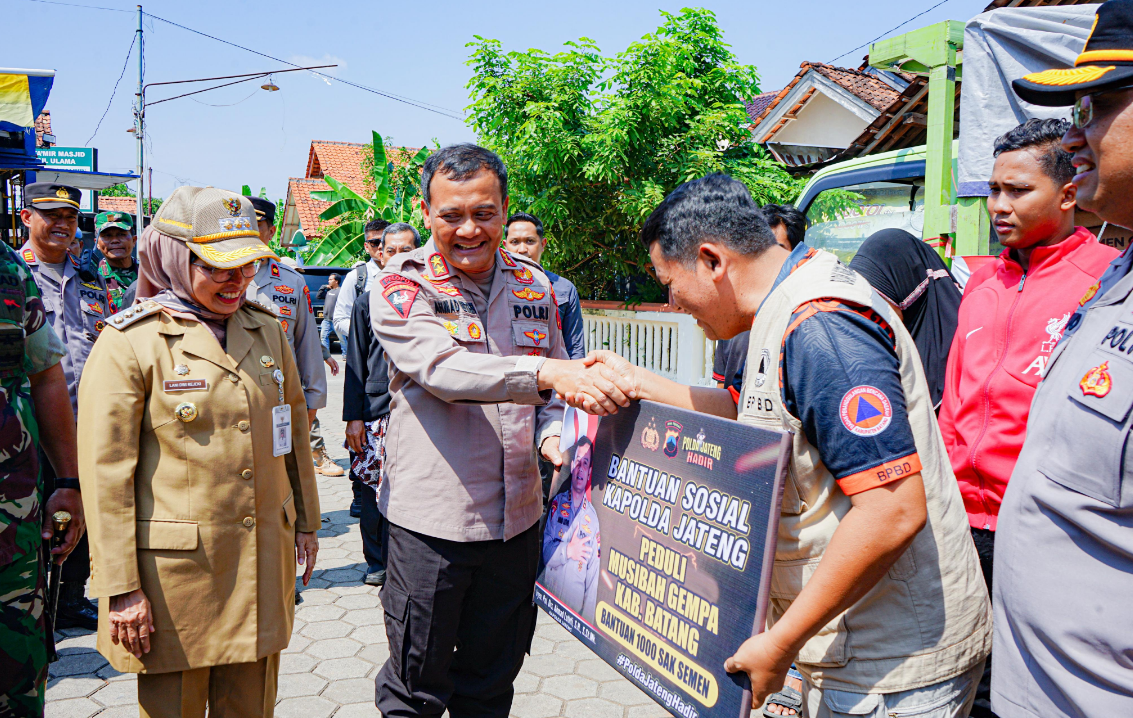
[{"xmin": 54, "ymin": 477, "xmax": 81, "ymax": 492}]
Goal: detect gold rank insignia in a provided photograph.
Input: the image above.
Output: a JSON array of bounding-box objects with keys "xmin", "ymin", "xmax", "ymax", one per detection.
[
  {"xmin": 260, "ymin": 356, "xmax": 275, "ymax": 368},
  {"xmin": 443, "ymin": 320, "xmax": 459, "ymax": 336}
]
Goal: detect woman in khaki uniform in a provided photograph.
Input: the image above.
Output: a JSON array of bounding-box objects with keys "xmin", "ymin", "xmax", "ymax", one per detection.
[{"xmin": 77, "ymin": 187, "xmax": 321, "ymax": 718}]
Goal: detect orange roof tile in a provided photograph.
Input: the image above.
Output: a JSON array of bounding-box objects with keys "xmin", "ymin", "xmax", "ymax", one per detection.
[
  {"xmin": 288, "ymin": 177, "xmax": 334, "ymax": 240},
  {"xmin": 749, "ymin": 62, "xmax": 903, "ymax": 133},
  {"xmin": 98, "ymin": 195, "xmax": 146, "ymax": 215},
  {"xmin": 289, "ymin": 140, "xmax": 423, "ymax": 239}
]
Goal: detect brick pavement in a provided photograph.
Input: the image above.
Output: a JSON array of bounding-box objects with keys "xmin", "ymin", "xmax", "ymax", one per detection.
[{"xmin": 46, "ymin": 353, "xmax": 670, "ymax": 717}]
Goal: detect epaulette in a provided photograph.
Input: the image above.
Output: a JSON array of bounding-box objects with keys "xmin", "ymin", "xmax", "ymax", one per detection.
[
  {"xmin": 106, "ymin": 299, "xmax": 164, "ymax": 330},
  {"xmin": 244, "ymin": 298, "xmax": 278, "ymax": 317}
]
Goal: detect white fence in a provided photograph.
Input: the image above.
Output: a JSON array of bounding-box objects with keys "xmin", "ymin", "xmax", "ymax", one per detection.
[{"xmin": 581, "ymin": 305, "xmax": 716, "ymax": 386}]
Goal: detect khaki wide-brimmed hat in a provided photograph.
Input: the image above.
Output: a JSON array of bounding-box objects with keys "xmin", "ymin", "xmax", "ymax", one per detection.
[{"xmin": 151, "ymin": 186, "xmax": 278, "ymax": 269}]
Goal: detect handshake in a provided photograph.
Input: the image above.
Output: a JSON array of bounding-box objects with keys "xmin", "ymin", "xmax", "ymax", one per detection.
[{"xmin": 537, "ymin": 350, "xmax": 641, "ymax": 415}]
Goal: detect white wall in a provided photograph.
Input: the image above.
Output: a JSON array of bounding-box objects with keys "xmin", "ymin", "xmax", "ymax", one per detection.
[{"xmin": 772, "ymin": 91, "xmax": 872, "ymax": 149}]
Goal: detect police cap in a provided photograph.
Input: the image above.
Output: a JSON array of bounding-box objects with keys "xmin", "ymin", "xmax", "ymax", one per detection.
[
  {"xmin": 25, "ymin": 182, "xmax": 81, "ymax": 211},
  {"xmin": 245, "ymin": 196, "xmax": 276, "ymax": 227}
]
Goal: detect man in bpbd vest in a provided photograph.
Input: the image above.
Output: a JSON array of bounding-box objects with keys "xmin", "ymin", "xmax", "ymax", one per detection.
[{"xmin": 574, "ymin": 174, "xmax": 991, "ymax": 716}]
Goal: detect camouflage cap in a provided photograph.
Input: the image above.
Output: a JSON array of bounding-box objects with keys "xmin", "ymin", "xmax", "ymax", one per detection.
[
  {"xmin": 152, "ymin": 186, "xmax": 277, "ymax": 269},
  {"xmin": 95, "ymin": 210, "xmax": 134, "ymax": 234}
]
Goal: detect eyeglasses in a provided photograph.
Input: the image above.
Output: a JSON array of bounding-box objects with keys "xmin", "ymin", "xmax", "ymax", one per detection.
[
  {"xmin": 191, "ymin": 260, "xmax": 260, "ymax": 282},
  {"xmin": 1072, "ymin": 83, "xmax": 1133, "ymax": 129}
]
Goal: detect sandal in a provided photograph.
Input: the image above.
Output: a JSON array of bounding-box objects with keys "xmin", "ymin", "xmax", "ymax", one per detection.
[{"xmin": 761, "ymin": 685, "xmax": 803, "ymax": 718}]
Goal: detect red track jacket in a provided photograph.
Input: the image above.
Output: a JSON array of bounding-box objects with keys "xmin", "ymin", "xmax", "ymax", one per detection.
[{"xmin": 939, "ymin": 227, "xmax": 1119, "ymax": 530}]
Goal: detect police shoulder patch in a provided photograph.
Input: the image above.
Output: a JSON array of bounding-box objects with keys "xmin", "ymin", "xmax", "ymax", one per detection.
[
  {"xmin": 382, "ymin": 277, "xmax": 420, "ymax": 319},
  {"xmin": 106, "ymin": 299, "xmax": 164, "ymax": 331}
]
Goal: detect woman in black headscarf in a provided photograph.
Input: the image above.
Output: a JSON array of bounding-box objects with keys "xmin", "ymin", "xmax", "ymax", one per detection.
[{"xmin": 850, "ymin": 228, "xmax": 962, "ymax": 409}]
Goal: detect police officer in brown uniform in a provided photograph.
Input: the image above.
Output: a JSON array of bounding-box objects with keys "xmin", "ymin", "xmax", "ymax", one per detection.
[
  {"xmin": 78, "ymin": 187, "xmax": 321, "ymax": 718},
  {"xmin": 370, "ymin": 144, "xmax": 633, "ymax": 717}
]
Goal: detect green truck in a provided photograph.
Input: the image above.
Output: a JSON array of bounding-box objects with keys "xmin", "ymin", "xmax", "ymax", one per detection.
[{"xmin": 793, "ymin": 17, "xmax": 1130, "ymax": 274}]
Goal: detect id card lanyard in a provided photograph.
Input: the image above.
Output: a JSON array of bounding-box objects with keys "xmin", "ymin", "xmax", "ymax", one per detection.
[{"xmin": 272, "ymin": 369, "xmax": 292, "ymax": 457}]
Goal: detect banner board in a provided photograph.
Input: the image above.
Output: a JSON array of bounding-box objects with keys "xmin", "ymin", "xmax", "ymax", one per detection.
[{"xmin": 535, "ymin": 401, "xmax": 790, "ymax": 718}]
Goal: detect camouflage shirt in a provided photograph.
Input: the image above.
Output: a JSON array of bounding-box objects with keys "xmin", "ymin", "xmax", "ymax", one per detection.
[
  {"xmin": 98, "ymin": 257, "xmax": 138, "ymax": 309},
  {"xmin": 0, "ymin": 245, "xmax": 65, "ymax": 566}
]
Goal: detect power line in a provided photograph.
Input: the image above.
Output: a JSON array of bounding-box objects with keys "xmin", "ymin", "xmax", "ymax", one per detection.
[
  {"xmin": 85, "ymin": 32, "xmax": 135, "ymax": 145},
  {"xmin": 15, "ymin": 0, "xmax": 465, "ymax": 121},
  {"xmin": 143, "ymin": 12, "xmax": 466, "ymax": 120},
  {"xmin": 829, "ymin": 0, "xmax": 955, "ymax": 65},
  {"xmin": 21, "ymin": 0, "xmax": 131, "ymax": 12}
]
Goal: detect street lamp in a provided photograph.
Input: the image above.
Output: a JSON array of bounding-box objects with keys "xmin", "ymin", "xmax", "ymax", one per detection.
[{"xmin": 131, "ymin": 62, "xmax": 337, "ymax": 226}]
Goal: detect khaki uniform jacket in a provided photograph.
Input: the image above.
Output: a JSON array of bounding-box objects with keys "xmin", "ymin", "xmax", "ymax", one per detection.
[
  {"xmin": 372, "ymin": 243, "xmax": 566, "ymax": 542},
  {"xmin": 77, "ymin": 299, "xmax": 321, "ymax": 674}
]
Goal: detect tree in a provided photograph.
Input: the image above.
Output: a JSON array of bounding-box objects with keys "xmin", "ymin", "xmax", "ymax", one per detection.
[
  {"xmin": 466, "ymin": 8, "xmax": 803, "ymax": 301},
  {"xmin": 304, "ymin": 132, "xmax": 431, "ymax": 266}
]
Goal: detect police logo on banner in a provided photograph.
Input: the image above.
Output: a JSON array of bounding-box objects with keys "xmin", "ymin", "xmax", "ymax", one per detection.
[{"xmin": 839, "ymin": 386, "xmax": 892, "ymax": 436}]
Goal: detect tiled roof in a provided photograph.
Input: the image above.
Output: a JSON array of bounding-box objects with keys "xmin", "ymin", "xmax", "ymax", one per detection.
[
  {"xmin": 810, "ymin": 64, "xmax": 901, "ymax": 111},
  {"xmin": 98, "ymin": 195, "xmax": 144, "ymax": 214},
  {"xmin": 983, "ymin": 0, "xmax": 1095, "ymax": 9},
  {"xmin": 35, "ymin": 111, "xmax": 52, "ymax": 147},
  {"xmin": 306, "ymin": 141, "xmax": 369, "ymax": 195},
  {"xmin": 288, "ymin": 177, "xmax": 334, "ymax": 240},
  {"xmin": 745, "ymin": 93, "xmax": 777, "ymax": 123},
  {"xmin": 290, "ymin": 140, "xmax": 423, "ymax": 239},
  {"xmin": 750, "ymin": 62, "xmax": 902, "ymax": 133}
]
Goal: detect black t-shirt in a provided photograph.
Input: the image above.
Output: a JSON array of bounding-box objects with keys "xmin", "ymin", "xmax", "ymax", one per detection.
[{"xmin": 713, "ymin": 331, "xmax": 750, "ymax": 392}]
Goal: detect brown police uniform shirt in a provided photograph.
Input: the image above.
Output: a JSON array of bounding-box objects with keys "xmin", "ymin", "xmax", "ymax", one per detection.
[{"xmin": 371, "ymin": 242, "xmax": 567, "ymax": 542}]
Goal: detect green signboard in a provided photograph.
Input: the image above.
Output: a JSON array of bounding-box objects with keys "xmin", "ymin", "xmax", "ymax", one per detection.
[
  {"xmin": 36, "ymin": 146, "xmax": 95, "ymax": 171},
  {"xmin": 35, "ymin": 146, "xmax": 97, "ymax": 211}
]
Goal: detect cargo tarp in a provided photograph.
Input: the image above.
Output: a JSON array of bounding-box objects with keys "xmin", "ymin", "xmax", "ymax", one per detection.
[{"xmin": 958, "ymin": 5, "xmax": 1096, "ymax": 197}]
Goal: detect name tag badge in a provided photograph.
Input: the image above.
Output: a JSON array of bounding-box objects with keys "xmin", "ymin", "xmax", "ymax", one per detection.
[
  {"xmin": 272, "ymin": 404, "xmax": 292, "ymax": 457},
  {"xmin": 163, "ymin": 379, "xmax": 209, "ymax": 392}
]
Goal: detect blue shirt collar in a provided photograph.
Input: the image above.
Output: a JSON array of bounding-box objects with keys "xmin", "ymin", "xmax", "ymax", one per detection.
[{"xmin": 757, "ymin": 242, "xmax": 811, "ymax": 316}]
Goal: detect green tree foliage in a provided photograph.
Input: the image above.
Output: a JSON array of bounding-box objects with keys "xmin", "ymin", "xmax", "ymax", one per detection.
[
  {"xmin": 466, "ymin": 7, "xmax": 803, "ymax": 301},
  {"xmin": 304, "ymin": 132, "xmax": 430, "ymax": 266}
]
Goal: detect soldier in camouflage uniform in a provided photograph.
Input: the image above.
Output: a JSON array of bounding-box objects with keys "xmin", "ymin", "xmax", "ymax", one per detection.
[
  {"xmin": 94, "ymin": 211, "xmax": 138, "ymax": 309},
  {"xmin": 0, "ymin": 243, "xmax": 83, "ymax": 715}
]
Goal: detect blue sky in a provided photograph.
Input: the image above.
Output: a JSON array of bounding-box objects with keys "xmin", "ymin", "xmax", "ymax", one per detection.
[{"xmin": 10, "ymin": 0, "xmax": 991, "ymax": 203}]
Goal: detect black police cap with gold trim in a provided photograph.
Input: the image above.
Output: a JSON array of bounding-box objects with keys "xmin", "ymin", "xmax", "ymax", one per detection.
[
  {"xmin": 24, "ymin": 182, "xmax": 81, "ymax": 211},
  {"xmin": 1014, "ymin": 0, "xmax": 1133, "ymax": 107},
  {"xmin": 245, "ymin": 195, "xmax": 276, "ymax": 227}
]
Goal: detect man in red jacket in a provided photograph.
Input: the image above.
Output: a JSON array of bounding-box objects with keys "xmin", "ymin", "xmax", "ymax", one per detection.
[
  {"xmin": 941, "ymin": 118, "xmax": 1117, "ymax": 566},
  {"xmin": 938, "ymin": 119, "xmax": 1117, "ymax": 716}
]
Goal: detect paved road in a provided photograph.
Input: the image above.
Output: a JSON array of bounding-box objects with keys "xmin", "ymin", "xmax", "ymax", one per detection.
[{"xmin": 46, "ymin": 351, "xmax": 670, "ymax": 717}]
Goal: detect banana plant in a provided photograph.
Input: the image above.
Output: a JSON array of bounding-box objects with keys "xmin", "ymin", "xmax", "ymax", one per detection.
[{"xmin": 305, "ymin": 131, "xmax": 430, "ymax": 266}]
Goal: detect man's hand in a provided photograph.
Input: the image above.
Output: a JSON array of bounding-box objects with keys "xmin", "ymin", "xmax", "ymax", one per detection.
[
  {"xmin": 723, "ymin": 632, "xmax": 796, "ymax": 709},
  {"xmin": 325, "ymin": 356, "xmax": 340, "ymax": 376},
  {"xmin": 540, "ymin": 436, "xmax": 563, "ymax": 469},
  {"xmin": 42, "ymin": 488, "xmax": 84, "ymax": 564},
  {"xmin": 537, "ymin": 357, "xmax": 636, "ymax": 416},
  {"xmin": 566, "ymin": 529, "xmax": 592, "ymax": 564},
  {"xmin": 346, "ymin": 420, "xmax": 367, "ymax": 454},
  {"xmin": 109, "ymin": 588, "xmax": 154, "ymax": 658},
  {"xmin": 296, "ymin": 531, "xmax": 319, "ymax": 586},
  {"xmin": 564, "ymin": 351, "xmax": 640, "ymax": 414}
]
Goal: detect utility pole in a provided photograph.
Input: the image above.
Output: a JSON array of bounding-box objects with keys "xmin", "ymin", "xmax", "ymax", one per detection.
[{"xmin": 134, "ymin": 5, "xmax": 144, "ymax": 230}]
